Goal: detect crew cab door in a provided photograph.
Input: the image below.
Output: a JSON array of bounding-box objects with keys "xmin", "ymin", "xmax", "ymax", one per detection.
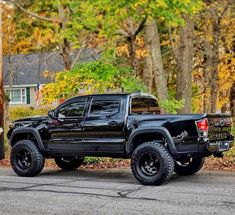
[
  {"xmin": 83, "ymin": 96, "xmax": 126, "ymax": 153},
  {"xmin": 47, "ymin": 97, "xmax": 89, "ymax": 152}
]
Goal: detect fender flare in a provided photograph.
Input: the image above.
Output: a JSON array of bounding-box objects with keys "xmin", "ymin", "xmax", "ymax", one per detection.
[
  {"xmin": 126, "ymin": 127, "xmax": 177, "ymax": 155},
  {"xmin": 10, "ymin": 127, "xmax": 45, "ymax": 152}
]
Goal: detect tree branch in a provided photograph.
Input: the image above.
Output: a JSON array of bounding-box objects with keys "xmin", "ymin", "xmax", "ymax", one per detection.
[
  {"xmin": 116, "ymin": 29, "xmax": 129, "ymax": 37},
  {"xmin": 133, "ymin": 14, "xmax": 148, "ymax": 38},
  {"xmin": 4, "ymin": 0, "xmax": 59, "ymax": 23},
  {"xmin": 71, "ymin": 37, "xmax": 93, "ymax": 69},
  {"xmin": 133, "ymin": 0, "xmax": 151, "ymax": 38},
  {"xmin": 217, "ymin": 0, "xmax": 232, "ymax": 26}
]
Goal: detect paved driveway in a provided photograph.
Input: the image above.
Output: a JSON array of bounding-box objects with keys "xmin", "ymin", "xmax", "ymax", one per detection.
[{"xmin": 0, "ymin": 168, "xmax": 234, "ymax": 214}]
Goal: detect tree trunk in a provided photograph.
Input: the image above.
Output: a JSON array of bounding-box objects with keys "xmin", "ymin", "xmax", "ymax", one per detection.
[
  {"xmin": 127, "ymin": 36, "xmax": 138, "ymax": 75},
  {"xmin": 144, "ymin": 19, "xmax": 168, "ymax": 113},
  {"xmin": 60, "ymin": 38, "xmax": 72, "ymax": 70},
  {"xmin": 203, "ymin": 40, "xmax": 213, "ymax": 113},
  {"xmin": 207, "ymin": 1, "xmax": 231, "ymax": 113},
  {"xmin": 0, "ymin": 3, "xmax": 4, "ymax": 159},
  {"xmin": 210, "ymin": 24, "xmax": 220, "ymax": 113},
  {"xmin": 143, "ymin": 27, "xmax": 153, "ymax": 94},
  {"xmin": 230, "ymin": 82, "xmax": 235, "ymax": 117},
  {"xmin": 126, "ymin": 18, "xmax": 138, "ymax": 75},
  {"xmin": 58, "ymin": 4, "xmax": 72, "ymax": 70},
  {"xmin": 143, "ymin": 54, "xmax": 153, "ymax": 94},
  {"xmin": 176, "ymin": 15, "xmax": 194, "ymax": 114},
  {"xmin": 4, "ymin": 99, "xmax": 9, "ymax": 131}
]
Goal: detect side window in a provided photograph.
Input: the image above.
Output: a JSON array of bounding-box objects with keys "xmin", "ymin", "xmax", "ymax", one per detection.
[
  {"xmin": 89, "ymin": 100, "xmax": 120, "ymax": 117},
  {"xmin": 148, "ymin": 98, "xmax": 160, "ymax": 114},
  {"xmin": 131, "ymin": 98, "xmax": 148, "ymax": 114},
  {"xmin": 58, "ymin": 101, "xmax": 87, "ymax": 118},
  {"xmin": 131, "ymin": 97, "xmax": 160, "ymax": 114}
]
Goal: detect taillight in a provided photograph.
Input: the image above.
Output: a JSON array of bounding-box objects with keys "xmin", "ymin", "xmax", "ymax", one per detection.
[{"xmin": 197, "ymin": 118, "xmax": 209, "ymax": 131}]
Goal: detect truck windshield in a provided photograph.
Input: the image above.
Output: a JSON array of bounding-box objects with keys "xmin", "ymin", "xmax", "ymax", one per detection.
[{"xmin": 131, "ymin": 97, "xmax": 160, "ymax": 114}]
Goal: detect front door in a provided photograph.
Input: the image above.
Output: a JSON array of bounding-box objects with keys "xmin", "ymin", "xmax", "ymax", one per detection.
[
  {"xmin": 47, "ymin": 97, "xmax": 89, "ymax": 152},
  {"xmin": 83, "ymin": 96, "xmax": 125, "ymax": 153}
]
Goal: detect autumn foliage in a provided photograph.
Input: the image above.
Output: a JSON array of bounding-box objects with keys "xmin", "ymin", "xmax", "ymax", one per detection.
[{"xmin": 2, "ymin": 0, "xmax": 235, "ymax": 114}]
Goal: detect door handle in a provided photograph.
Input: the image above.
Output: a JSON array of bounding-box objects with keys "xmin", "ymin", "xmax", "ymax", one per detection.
[{"xmin": 108, "ymin": 121, "xmax": 118, "ymax": 126}]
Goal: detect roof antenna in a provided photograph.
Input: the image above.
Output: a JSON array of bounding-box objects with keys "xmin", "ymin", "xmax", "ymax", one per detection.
[{"xmin": 135, "ymin": 90, "xmax": 141, "ymax": 93}]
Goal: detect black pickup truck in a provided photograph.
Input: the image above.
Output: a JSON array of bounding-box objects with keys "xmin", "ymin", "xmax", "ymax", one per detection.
[{"xmin": 7, "ymin": 93, "xmax": 234, "ymax": 185}]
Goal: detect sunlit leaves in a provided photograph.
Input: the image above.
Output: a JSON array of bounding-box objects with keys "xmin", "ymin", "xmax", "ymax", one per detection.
[{"xmin": 41, "ymin": 61, "xmax": 147, "ymax": 104}]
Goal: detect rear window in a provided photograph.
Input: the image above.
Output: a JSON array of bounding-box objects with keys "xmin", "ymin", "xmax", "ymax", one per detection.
[
  {"xmin": 131, "ymin": 97, "xmax": 160, "ymax": 114},
  {"xmin": 89, "ymin": 100, "xmax": 120, "ymax": 117}
]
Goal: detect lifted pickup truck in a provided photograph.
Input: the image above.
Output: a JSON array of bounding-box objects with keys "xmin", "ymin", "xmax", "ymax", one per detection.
[{"xmin": 7, "ymin": 93, "xmax": 234, "ymax": 185}]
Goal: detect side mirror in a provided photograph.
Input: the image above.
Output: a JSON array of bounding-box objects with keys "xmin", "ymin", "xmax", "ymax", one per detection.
[{"xmin": 48, "ymin": 110, "xmax": 56, "ymax": 119}]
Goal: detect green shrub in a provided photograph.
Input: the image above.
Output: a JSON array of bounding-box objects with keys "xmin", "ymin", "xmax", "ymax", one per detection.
[
  {"xmin": 159, "ymin": 98, "xmax": 185, "ymax": 114},
  {"xmin": 84, "ymin": 157, "xmax": 103, "ymax": 164},
  {"xmin": 225, "ymin": 146, "xmax": 235, "ymax": 157},
  {"xmin": 9, "ymin": 106, "xmax": 52, "ymax": 121}
]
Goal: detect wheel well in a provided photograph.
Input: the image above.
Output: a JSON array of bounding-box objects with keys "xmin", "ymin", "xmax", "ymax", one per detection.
[
  {"xmin": 130, "ymin": 133, "xmax": 166, "ymax": 153},
  {"xmin": 11, "ymin": 133, "xmax": 37, "ymax": 147}
]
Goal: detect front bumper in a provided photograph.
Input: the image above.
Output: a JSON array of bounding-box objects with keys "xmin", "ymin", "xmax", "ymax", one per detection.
[{"xmin": 206, "ymin": 139, "xmax": 234, "ymax": 152}]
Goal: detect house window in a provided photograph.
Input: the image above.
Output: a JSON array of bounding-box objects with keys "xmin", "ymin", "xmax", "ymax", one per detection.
[{"xmin": 5, "ymin": 88, "xmax": 27, "ymax": 104}]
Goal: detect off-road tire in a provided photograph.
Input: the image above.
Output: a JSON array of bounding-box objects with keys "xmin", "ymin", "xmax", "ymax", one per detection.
[
  {"xmin": 10, "ymin": 140, "xmax": 45, "ymax": 177},
  {"xmin": 174, "ymin": 157, "xmax": 205, "ymax": 175},
  {"xmin": 55, "ymin": 157, "xmax": 84, "ymax": 171},
  {"xmin": 131, "ymin": 142, "xmax": 174, "ymax": 185}
]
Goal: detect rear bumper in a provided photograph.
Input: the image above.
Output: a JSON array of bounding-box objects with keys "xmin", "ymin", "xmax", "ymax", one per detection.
[{"xmin": 206, "ymin": 138, "xmax": 234, "ymax": 152}]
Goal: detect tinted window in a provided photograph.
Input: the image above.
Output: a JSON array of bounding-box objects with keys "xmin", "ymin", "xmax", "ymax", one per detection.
[
  {"xmin": 131, "ymin": 97, "xmax": 160, "ymax": 114},
  {"xmin": 131, "ymin": 98, "xmax": 149, "ymax": 113},
  {"xmin": 148, "ymin": 98, "xmax": 160, "ymax": 114},
  {"xmin": 58, "ymin": 101, "xmax": 87, "ymax": 118},
  {"xmin": 90, "ymin": 100, "xmax": 120, "ymax": 116}
]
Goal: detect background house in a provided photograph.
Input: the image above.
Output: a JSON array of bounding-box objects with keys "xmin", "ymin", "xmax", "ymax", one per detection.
[{"xmin": 3, "ymin": 49, "xmax": 99, "ymax": 107}]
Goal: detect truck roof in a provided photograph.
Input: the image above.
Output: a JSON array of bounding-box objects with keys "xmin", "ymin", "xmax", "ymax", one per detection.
[
  {"xmin": 69, "ymin": 92, "xmax": 156, "ymax": 99},
  {"xmin": 60, "ymin": 92, "xmax": 157, "ymax": 107}
]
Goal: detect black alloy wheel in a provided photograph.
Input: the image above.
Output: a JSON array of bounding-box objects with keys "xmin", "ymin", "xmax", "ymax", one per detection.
[
  {"xmin": 55, "ymin": 157, "xmax": 84, "ymax": 170},
  {"xmin": 139, "ymin": 153, "xmax": 160, "ymax": 176},
  {"xmin": 131, "ymin": 142, "xmax": 174, "ymax": 185},
  {"xmin": 10, "ymin": 140, "xmax": 45, "ymax": 177},
  {"xmin": 174, "ymin": 157, "xmax": 205, "ymax": 175},
  {"xmin": 16, "ymin": 149, "xmax": 32, "ymax": 169}
]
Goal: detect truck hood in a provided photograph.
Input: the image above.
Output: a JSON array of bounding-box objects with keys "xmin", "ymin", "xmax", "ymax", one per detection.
[
  {"xmin": 12, "ymin": 116, "xmax": 48, "ymax": 129},
  {"xmin": 14, "ymin": 116, "xmax": 48, "ymax": 123}
]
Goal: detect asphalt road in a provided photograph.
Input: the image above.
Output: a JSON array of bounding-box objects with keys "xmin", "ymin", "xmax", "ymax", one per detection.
[{"xmin": 0, "ymin": 168, "xmax": 234, "ymax": 215}]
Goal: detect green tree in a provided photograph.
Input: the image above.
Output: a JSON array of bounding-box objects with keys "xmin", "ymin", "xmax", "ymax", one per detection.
[{"xmin": 41, "ymin": 61, "xmax": 147, "ymax": 104}]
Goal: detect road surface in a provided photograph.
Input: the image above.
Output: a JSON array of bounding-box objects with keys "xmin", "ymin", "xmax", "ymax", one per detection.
[{"xmin": 0, "ymin": 167, "xmax": 234, "ymax": 214}]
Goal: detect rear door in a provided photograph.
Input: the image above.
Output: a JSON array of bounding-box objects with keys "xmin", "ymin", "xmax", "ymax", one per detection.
[{"xmin": 83, "ymin": 96, "xmax": 126, "ymax": 153}]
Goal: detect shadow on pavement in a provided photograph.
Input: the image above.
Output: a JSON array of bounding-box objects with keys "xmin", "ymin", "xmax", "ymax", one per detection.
[
  {"xmin": 40, "ymin": 168, "xmax": 189, "ymax": 185},
  {"xmin": 40, "ymin": 168, "xmax": 136, "ymax": 182}
]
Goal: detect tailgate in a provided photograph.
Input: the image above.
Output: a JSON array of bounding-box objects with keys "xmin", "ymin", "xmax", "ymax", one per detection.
[{"xmin": 207, "ymin": 114, "xmax": 232, "ymax": 142}]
